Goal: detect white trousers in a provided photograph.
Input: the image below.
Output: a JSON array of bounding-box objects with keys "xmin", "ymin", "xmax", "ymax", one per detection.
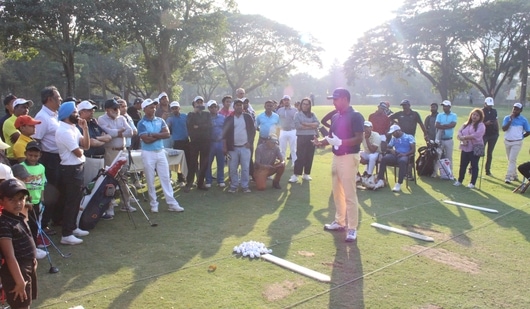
[
  {"xmin": 505, "ymin": 139, "xmax": 523, "ymax": 180},
  {"xmin": 359, "ymin": 151, "xmax": 379, "ymax": 175},
  {"xmin": 279, "ymin": 130, "xmax": 297, "ymax": 163},
  {"xmin": 141, "ymin": 150, "xmax": 180, "ymax": 208}
]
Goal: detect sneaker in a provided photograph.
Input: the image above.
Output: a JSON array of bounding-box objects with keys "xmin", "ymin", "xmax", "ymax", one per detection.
[
  {"xmin": 205, "ymin": 183, "xmax": 212, "ymax": 188},
  {"xmin": 453, "ymin": 181, "xmax": 462, "ymax": 186},
  {"xmin": 101, "ymin": 213, "xmax": 114, "ymax": 220},
  {"xmin": 302, "ymin": 174, "xmax": 312, "ymax": 181},
  {"xmin": 374, "ymin": 179, "xmax": 384, "ymax": 190},
  {"xmin": 61, "ymin": 235, "xmax": 83, "ymax": 245},
  {"xmin": 218, "ymin": 183, "xmax": 226, "ymax": 188},
  {"xmin": 168, "ymin": 205, "xmax": 184, "ymax": 212},
  {"xmin": 73, "ymin": 228, "xmax": 89, "ymax": 237},
  {"xmin": 133, "ymin": 180, "xmax": 145, "ymax": 189},
  {"xmin": 228, "ymin": 187, "xmax": 237, "ymax": 193},
  {"xmin": 243, "ymin": 188, "xmax": 251, "ymax": 193},
  {"xmin": 120, "ymin": 205, "xmax": 137, "ymax": 212},
  {"xmin": 36, "ymin": 248, "xmax": 48, "ymax": 259},
  {"xmin": 109, "ymin": 199, "xmax": 119, "ymax": 208},
  {"xmin": 179, "ymin": 182, "xmax": 186, "ymax": 188},
  {"xmin": 324, "ymin": 221, "xmax": 346, "ymax": 231},
  {"xmin": 268, "ymin": 176, "xmax": 274, "ymax": 180},
  {"xmin": 288, "ymin": 175, "xmax": 298, "ymax": 183},
  {"xmin": 37, "ymin": 235, "xmax": 50, "ymax": 248},
  {"xmin": 392, "ymin": 183, "xmax": 401, "ymax": 192},
  {"xmin": 345, "ymin": 229, "xmax": 357, "ymax": 242},
  {"xmin": 505, "ymin": 179, "xmax": 511, "ymax": 184},
  {"xmin": 151, "ymin": 206, "xmax": 159, "ymax": 213},
  {"xmin": 467, "ymin": 183, "xmax": 475, "ymax": 189}
]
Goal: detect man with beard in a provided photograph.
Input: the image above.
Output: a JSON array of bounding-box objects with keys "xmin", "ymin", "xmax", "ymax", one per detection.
[
  {"xmin": 185, "ymin": 96, "xmax": 211, "ymax": 192},
  {"xmin": 55, "ymin": 101, "xmax": 90, "ymax": 245},
  {"xmin": 98, "ymin": 99, "xmax": 135, "ymax": 215}
]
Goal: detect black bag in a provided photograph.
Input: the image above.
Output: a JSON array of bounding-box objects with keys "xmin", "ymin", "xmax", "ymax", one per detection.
[
  {"xmin": 78, "ymin": 173, "xmax": 119, "ymax": 230},
  {"xmin": 473, "ymin": 144, "xmax": 485, "ymax": 157},
  {"xmin": 416, "ymin": 142, "xmax": 439, "ymax": 176}
]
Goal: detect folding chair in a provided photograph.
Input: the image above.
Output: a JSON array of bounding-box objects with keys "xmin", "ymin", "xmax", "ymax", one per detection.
[{"xmin": 384, "ymin": 153, "xmax": 416, "ymax": 188}]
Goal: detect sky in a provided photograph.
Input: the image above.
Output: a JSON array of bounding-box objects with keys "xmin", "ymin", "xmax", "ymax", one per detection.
[{"xmin": 236, "ymin": 0, "xmax": 405, "ymax": 78}]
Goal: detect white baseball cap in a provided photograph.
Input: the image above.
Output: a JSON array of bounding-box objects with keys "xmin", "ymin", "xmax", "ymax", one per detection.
[
  {"xmin": 388, "ymin": 124, "xmax": 401, "ymax": 134},
  {"xmin": 485, "ymin": 97, "xmax": 494, "ymax": 106},
  {"xmin": 441, "ymin": 100, "xmax": 451, "ymax": 106},
  {"xmin": 363, "ymin": 121, "xmax": 373, "ymax": 127},
  {"xmin": 207, "ymin": 100, "xmax": 218, "ymax": 107},
  {"xmin": 169, "ymin": 101, "xmax": 180, "ymax": 108},
  {"xmin": 141, "ymin": 98, "xmax": 157, "ymax": 109},
  {"xmin": 77, "ymin": 100, "xmax": 97, "ymax": 111}
]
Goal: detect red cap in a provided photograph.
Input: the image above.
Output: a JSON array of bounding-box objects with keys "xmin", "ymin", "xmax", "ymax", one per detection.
[{"xmin": 14, "ymin": 115, "xmax": 41, "ymax": 129}]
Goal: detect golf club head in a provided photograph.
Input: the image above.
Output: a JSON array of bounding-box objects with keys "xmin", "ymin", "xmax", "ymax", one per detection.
[
  {"xmin": 49, "ymin": 266, "xmax": 59, "ymax": 273},
  {"xmin": 151, "ymin": 223, "xmax": 158, "ymax": 227},
  {"xmin": 62, "ymin": 252, "xmax": 72, "ymax": 258}
]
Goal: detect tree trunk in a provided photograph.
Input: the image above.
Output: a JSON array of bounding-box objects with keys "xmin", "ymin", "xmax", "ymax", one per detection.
[
  {"xmin": 62, "ymin": 50, "xmax": 76, "ymax": 97},
  {"xmin": 520, "ymin": 37, "xmax": 529, "ymax": 106}
]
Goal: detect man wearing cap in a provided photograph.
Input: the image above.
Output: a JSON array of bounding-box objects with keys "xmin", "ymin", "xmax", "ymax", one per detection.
[
  {"xmin": 137, "ymin": 99, "xmax": 184, "ymax": 213},
  {"xmin": 424, "ymin": 103, "xmax": 439, "ymax": 142},
  {"xmin": 128, "ymin": 98, "xmax": 143, "ymax": 150},
  {"xmin": 223, "ymin": 98, "xmax": 256, "ymax": 193},
  {"xmin": 34, "ymin": 86, "xmax": 62, "ymax": 235},
  {"xmin": 205, "ymin": 100, "xmax": 226, "ymax": 188},
  {"xmin": 55, "ymin": 101, "xmax": 90, "ymax": 245},
  {"xmin": 3, "ymin": 98, "xmax": 33, "ymax": 164},
  {"xmin": 253, "ymin": 134, "xmax": 284, "ymax": 190},
  {"xmin": 0, "ymin": 94, "xmax": 16, "ymax": 143},
  {"xmin": 359, "ymin": 121, "xmax": 382, "ymax": 177},
  {"xmin": 12, "ymin": 115, "xmax": 41, "ymax": 163},
  {"xmin": 277, "ymin": 95, "xmax": 298, "ymax": 166},
  {"xmin": 368, "ymin": 102, "xmax": 392, "ymax": 147},
  {"xmin": 482, "ymin": 97, "xmax": 499, "ymax": 176},
  {"xmin": 389, "ymin": 99, "xmax": 427, "ymax": 139},
  {"xmin": 98, "ymin": 99, "xmax": 135, "ymax": 213},
  {"xmin": 313, "ymin": 88, "xmax": 364, "ymax": 242},
  {"xmin": 77, "ymin": 100, "xmax": 111, "ymax": 186},
  {"xmin": 155, "ymin": 92, "xmax": 172, "ymax": 149},
  {"xmin": 502, "ymin": 102, "xmax": 530, "ymax": 183},
  {"xmin": 375, "ymin": 124, "xmax": 416, "ymax": 192},
  {"xmin": 255, "ymin": 100, "xmax": 280, "ymax": 145},
  {"xmin": 185, "ymin": 96, "xmax": 212, "ymax": 192},
  {"xmin": 166, "ymin": 101, "xmax": 189, "ymax": 186},
  {"xmin": 435, "ymin": 100, "xmax": 457, "ymax": 176}
]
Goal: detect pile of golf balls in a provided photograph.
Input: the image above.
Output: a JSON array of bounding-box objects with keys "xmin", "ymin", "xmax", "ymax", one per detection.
[{"xmin": 233, "ymin": 241, "xmax": 272, "ymax": 259}]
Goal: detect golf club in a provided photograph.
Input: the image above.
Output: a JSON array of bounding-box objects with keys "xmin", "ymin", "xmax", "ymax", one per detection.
[{"xmin": 32, "ymin": 207, "xmax": 59, "ymax": 273}]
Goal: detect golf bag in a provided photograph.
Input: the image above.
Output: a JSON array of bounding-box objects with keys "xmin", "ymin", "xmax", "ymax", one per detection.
[
  {"xmin": 416, "ymin": 141, "xmax": 439, "ymax": 176},
  {"xmin": 77, "ymin": 155, "xmax": 127, "ymax": 230}
]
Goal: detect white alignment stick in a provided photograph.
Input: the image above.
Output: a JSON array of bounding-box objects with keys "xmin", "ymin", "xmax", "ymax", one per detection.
[
  {"xmin": 371, "ymin": 223, "xmax": 434, "ymax": 242},
  {"xmin": 261, "ymin": 254, "xmax": 331, "ymax": 282},
  {"xmin": 443, "ymin": 200, "xmax": 499, "ymax": 213}
]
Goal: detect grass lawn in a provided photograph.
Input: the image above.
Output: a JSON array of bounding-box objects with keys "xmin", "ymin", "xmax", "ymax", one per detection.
[{"xmin": 33, "ymin": 104, "xmax": 530, "ymax": 308}]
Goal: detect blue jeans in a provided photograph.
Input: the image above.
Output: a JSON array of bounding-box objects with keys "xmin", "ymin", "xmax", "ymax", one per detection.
[
  {"xmin": 206, "ymin": 141, "xmax": 225, "ymax": 184},
  {"xmin": 228, "ymin": 147, "xmax": 251, "ymax": 189}
]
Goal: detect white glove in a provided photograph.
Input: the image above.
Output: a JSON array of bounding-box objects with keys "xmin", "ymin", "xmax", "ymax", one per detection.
[{"xmin": 325, "ymin": 133, "xmax": 342, "ymax": 149}]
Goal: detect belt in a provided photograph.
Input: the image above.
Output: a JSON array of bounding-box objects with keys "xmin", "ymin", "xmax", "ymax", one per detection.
[
  {"xmin": 234, "ymin": 145, "xmax": 246, "ymax": 147},
  {"xmin": 441, "ymin": 138, "xmax": 452, "ymax": 140},
  {"xmin": 111, "ymin": 147, "xmax": 125, "ymax": 151},
  {"xmin": 87, "ymin": 155, "xmax": 104, "ymax": 159},
  {"xmin": 506, "ymin": 139, "xmax": 522, "ymax": 142},
  {"xmin": 282, "ymin": 129, "xmax": 294, "ymax": 131}
]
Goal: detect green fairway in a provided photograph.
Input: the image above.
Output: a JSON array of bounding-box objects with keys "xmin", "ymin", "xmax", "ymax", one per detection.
[{"xmin": 34, "ymin": 104, "xmax": 530, "ymax": 308}]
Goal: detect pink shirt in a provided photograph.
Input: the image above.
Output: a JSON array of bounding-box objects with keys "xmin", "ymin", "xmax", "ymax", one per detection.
[{"xmin": 458, "ymin": 122, "xmax": 485, "ymax": 152}]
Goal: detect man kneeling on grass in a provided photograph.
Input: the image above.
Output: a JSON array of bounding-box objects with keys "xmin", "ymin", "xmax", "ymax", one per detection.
[{"xmin": 253, "ymin": 134, "xmax": 285, "ymax": 190}]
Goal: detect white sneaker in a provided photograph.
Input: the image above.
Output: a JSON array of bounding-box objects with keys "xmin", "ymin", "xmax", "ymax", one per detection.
[
  {"xmin": 168, "ymin": 205, "xmax": 184, "ymax": 212},
  {"xmin": 218, "ymin": 183, "xmax": 226, "ymax": 188},
  {"xmin": 121, "ymin": 204, "xmax": 137, "ymax": 212},
  {"xmin": 302, "ymin": 174, "xmax": 312, "ymax": 181},
  {"xmin": 288, "ymin": 175, "xmax": 298, "ymax": 183},
  {"xmin": 133, "ymin": 180, "xmax": 145, "ymax": 189},
  {"xmin": 345, "ymin": 229, "xmax": 357, "ymax": 242},
  {"xmin": 73, "ymin": 228, "xmax": 89, "ymax": 237},
  {"xmin": 61, "ymin": 235, "xmax": 83, "ymax": 245},
  {"xmin": 324, "ymin": 221, "xmax": 346, "ymax": 231},
  {"xmin": 467, "ymin": 183, "xmax": 475, "ymax": 189},
  {"xmin": 453, "ymin": 181, "xmax": 462, "ymax": 186},
  {"xmin": 36, "ymin": 248, "xmax": 48, "ymax": 259},
  {"xmin": 392, "ymin": 183, "xmax": 401, "ymax": 192},
  {"xmin": 374, "ymin": 179, "xmax": 384, "ymax": 190},
  {"xmin": 267, "ymin": 176, "xmax": 274, "ymax": 180},
  {"xmin": 179, "ymin": 182, "xmax": 186, "ymax": 187},
  {"xmin": 151, "ymin": 206, "xmax": 159, "ymax": 213},
  {"xmin": 205, "ymin": 183, "xmax": 212, "ymax": 188}
]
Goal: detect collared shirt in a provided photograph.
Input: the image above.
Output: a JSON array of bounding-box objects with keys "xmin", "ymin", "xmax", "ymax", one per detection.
[
  {"xmin": 78, "ymin": 119, "xmax": 106, "ymax": 157},
  {"xmin": 123, "ymin": 113, "xmax": 137, "ymax": 148},
  {"xmin": 368, "ymin": 111, "xmax": 391, "ymax": 136},
  {"xmin": 13, "ymin": 134, "xmax": 33, "ymax": 160},
  {"xmin": 21, "ymin": 162, "xmax": 46, "ymax": 204},
  {"xmin": 166, "ymin": 113, "xmax": 189, "ymax": 141},
  {"xmin": 233, "ymin": 114, "xmax": 248, "ymax": 146},
  {"xmin": 219, "ymin": 108, "xmax": 233, "ymax": 117},
  {"xmin": 137, "ymin": 116, "xmax": 167, "ymax": 151},
  {"xmin": 458, "ymin": 123, "xmax": 485, "ymax": 152},
  {"xmin": 210, "ymin": 114, "xmax": 225, "ymax": 142},
  {"xmin": 34, "ymin": 105, "xmax": 60, "ymax": 153},
  {"xmin": 3, "ymin": 114, "xmax": 18, "ymax": 158},
  {"xmin": 435, "ymin": 111, "xmax": 458, "ymax": 139},
  {"xmin": 294, "ymin": 111, "xmax": 319, "ymax": 136},
  {"xmin": 255, "ymin": 143, "xmax": 283, "ymax": 165},
  {"xmin": 388, "ymin": 133, "xmax": 415, "ymax": 154},
  {"xmin": 256, "ymin": 111, "xmax": 280, "ymax": 138},
  {"xmin": 56, "ymin": 121, "xmax": 85, "ymax": 165},
  {"xmin": 0, "ymin": 113, "xmax": 11, "ymax": 143},
  {"xmin": 277, "ymin": 106, "xmax": 297, "ymax": 131},
  {"xmin": 389, "ymin": 110, "xmax": 423, "ymax": 136},
  {"xmin": 483, "ymin": 108, "xmax": 498, "ymax": 136},
  {"xmin": 330, "ymin": 106, "xmax": 364, "ymax": 155},
  {"xmin": 0, "ymin": 210, "xmax": 35, "ymax": 260},
  {"xmin": 503, "ymin": 114, "xmax": 530, "ymax": 141},
  {"xmin": 98, "ymin": 114, "xmax": 132, "ymax": 149},
  {"xmin": 187, "ymin": 111, "xmax": 211, "ymax": 142},
  {"xmin": 362, "ymin": 132, "xmax": 382, "ymax": 154}
]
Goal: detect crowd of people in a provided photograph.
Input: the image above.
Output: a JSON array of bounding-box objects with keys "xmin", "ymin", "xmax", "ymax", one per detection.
[{"xmin": 0, "ymin": 84, "xmax": 529, "ymax": 307}]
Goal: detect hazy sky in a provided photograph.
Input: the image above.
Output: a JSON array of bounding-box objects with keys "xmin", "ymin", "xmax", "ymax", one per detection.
[{"xmin": 236, "ymin": 0, "xmax": 404, "ymax": 77}]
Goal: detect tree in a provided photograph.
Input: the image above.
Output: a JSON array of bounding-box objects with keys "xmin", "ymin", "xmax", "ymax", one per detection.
[
  {"xmin": 202, "ymin": 13, "xmax": 323, "ymax": 96},
  {"xmin": 0, "ymin": 0, "xmax": 115, "ymax": 96}
]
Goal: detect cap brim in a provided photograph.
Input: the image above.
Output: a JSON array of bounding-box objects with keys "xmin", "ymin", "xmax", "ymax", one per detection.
[{"xmin": 326, "ymin": 96, "xmax": 336, "ymax": 99}]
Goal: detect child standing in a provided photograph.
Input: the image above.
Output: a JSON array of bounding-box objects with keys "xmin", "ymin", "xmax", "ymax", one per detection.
[{"xmin": 0, "ymin": 178, "xmax": 38, "ymax": 308}]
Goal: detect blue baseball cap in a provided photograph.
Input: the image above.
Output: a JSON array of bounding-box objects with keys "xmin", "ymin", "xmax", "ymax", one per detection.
[{"xmin": 327, "ymin": 88, "xmax": 350, "ymax": 101}]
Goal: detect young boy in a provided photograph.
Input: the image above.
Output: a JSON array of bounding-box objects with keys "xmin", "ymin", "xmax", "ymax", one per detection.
[
  {"xmin": 0, "ymin": 178, "xmax": 38, "ymax": 308},
  {"xmin": 12, "ymin": 115, "xmax": 41, "ymax": 163}
]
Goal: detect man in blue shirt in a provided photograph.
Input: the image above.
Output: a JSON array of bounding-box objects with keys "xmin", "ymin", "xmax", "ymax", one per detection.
[
  {"xmin": 375, "ymin": 124, "xmax": 416, "ymax": 192},
  {"xmin": 137, "ymin": 99, "xmax": 184, "ymax": 213},
  {"xmin": 255, "ymin": 100, "xmax": 280, "ymax": 145},
  {"xmin": 435, "ymin": 100, "xmax": 457, "ymax": 177},
  {"xmin": 166, "ymin": 101, "xmax": 189, "ymax": 186},
  {"xmin": 502, "ymin": 102, "xmax": 530, "ymax": 183},
  {"xmin": 205, "ymin": 100, "xmax": 226, "ymax": 188}
]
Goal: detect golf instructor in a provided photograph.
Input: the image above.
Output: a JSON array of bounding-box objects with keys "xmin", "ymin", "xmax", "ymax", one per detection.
[{"xmin": 314, "ymin": 88, "xmax": 364, "ymax": 242}]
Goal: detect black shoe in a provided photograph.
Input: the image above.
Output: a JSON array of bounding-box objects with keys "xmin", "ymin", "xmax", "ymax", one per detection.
[
  {"xmin": 486, "ymin": 171, "xmax": 492, "ymax": 176},
  {"xmin": 43, "ymin": 227, "xmax": 57, "ymax": 236},
  {"xmin": 272, "ymin": 182, "xmax": 281, "ymax": 189}
]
